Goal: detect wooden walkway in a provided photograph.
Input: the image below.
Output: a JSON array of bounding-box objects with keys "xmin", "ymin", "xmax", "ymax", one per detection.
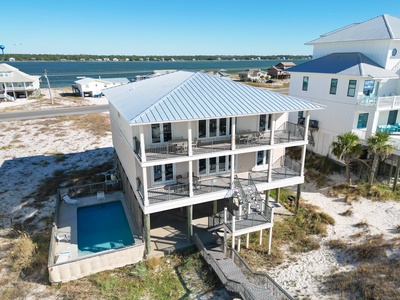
[{"xmin": 195, "ymin": 234, "xmax": 293, "ymax": 300}]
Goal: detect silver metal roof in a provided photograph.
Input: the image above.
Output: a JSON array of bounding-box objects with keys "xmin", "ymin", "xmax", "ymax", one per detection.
[
  {"xmin": 307, "ymin": 14, "xmax": 400, "ymax": 45},
  {"xmin": 74, "ymin": 77, "xmax": 129, "ymax": 84},
  {"xmin": 0, "ymin": 63, "xmax": 41, "ymax": 83},
  {"xmin": 286, "ymin": 52, "xmax": 399, "ymax": 78},
  {"xmin": 103, "ymin": 70, "xmax": 324, "ymax": 125}
]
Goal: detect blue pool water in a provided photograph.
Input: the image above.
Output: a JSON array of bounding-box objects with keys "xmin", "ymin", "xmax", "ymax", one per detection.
[{"xmin": 77, "ymin": 201, "xmax": 134, "ymax": 256}]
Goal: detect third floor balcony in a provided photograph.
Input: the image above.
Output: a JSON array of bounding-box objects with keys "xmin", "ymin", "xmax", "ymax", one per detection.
[
  {"xmin": 358, "ymin": 94, "xmax": 400, "ymax": 110},
  {"xmin": 133, "ymin": 122, "xmax": 306, "ymax": 162}
]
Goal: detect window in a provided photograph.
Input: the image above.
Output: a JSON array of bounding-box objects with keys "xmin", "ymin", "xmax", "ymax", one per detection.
[
  {"xmin": 153, "ymin": 163, "xmax": 173, "ymax": 183},
  {"xmin": 151, "ymin": 123, "xmax": 171, "ymax": 143},
  {"xmin": 330, "ymin": 79, "xmax": 338, "ymax": 95},
  {"xmin": 198, "ymin": 118, "xmax": 229, "ymax": 138},
  {"xmin": 347, "ymin": 80, "xmax": 357, "ymax": 97},
  {"xmin": 256, "ymin": 150, "xmax": 269, "ymax": 167},
  {"xmin": 259, "ymin": 114, "xmax": 271, "ymax": 131},
  {"xmin": 363, "ymin": 80, "xmax": 375, "ymax": 96},
  {"xmin": 302, "ymin": 76, "xmax": 309, "ymax": 91},
  {"xmin": 357, "ymin": 113, "xmax": 369, "ymax": 129},
  {"xmin": 198, "ymin": 156, "xmax": 230, "ymax": 175}
]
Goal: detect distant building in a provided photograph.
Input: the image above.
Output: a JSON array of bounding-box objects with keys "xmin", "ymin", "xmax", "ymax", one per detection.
[
  {"xmin": 0, "ymin": 63, "xmax": 41, "ymax": 101},
  {"xmin": 238, "ymin": 68, "xmax": 268, "ymax": 82},
  {"xmin": 8, "ymin": 57, "xmax": 15, "ymax": 62},
  {"xmin": 72, "ymin": 77, "xmax": 130, "ymax": 97},
  {"xmin": 267, "ymin": 62, "xmax": 296, "ymax": 79}
]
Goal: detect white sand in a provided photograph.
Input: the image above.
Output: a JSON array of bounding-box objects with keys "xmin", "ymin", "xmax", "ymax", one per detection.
[{"xmin": 1, "ymin": 90, "xmax": 400, "ymax": 299}]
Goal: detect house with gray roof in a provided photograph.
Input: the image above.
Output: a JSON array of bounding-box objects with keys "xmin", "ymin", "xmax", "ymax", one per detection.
[
  {"xmin": 0, "ymin": 63, "xmax": 41, "ymax": 101},
  {"xmin": 287, "ymin": 14, "xmax": 400, "ymax": 164},
  {"xmin": 103, "ymin": 70, "xmax": 323, "ymax": 255}
]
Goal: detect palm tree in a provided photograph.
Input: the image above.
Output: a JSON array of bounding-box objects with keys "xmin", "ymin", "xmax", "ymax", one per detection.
[
  {"xmin": 331, "ymin": 132, "xmax": 362, "ymax": 184},
  {"xmin": 367, "ymin": 131, "xmax": 393, "ymax": 186}
]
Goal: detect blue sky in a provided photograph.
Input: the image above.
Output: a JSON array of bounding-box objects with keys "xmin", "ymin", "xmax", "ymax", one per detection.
[{"xmin": 2, "ymin": 0, "xmax": 398, "ymax": 56}]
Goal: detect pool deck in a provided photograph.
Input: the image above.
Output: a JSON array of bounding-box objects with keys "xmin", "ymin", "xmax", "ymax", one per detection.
[{"xmin": 54, "ymin": 191, "xmax": 141, "ymax": 263}]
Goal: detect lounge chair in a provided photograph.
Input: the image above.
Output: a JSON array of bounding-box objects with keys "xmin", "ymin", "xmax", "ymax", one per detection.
[
  {"xmin": 55, "ymin": 232, "xmax": 69, "ymax": 244},
  {"xmin": 56, "ymin": 251, "xmax": 71, "ymax": 264},
  {"xmin": 62, "ymin": 193, "xmax": 79, "ymax": 206}
]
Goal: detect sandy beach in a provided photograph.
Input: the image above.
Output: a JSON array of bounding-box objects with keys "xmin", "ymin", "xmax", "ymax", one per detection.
[{"xmin": 1, "ymin": 90, "xmax": 400, "ymax": 299}]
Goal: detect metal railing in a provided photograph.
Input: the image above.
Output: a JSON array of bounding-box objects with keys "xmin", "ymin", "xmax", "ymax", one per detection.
[
  {"xmin": 194, "ymin": 177, "xmax": 230, "ymax": 196},
  {"xmin": 147, "ymin": 183, "xmax": 189, "ymax": 204},
  {"xmin": 226, "ymin": 247, "xmax": 295, "ymax": 300},
  {"xmin": 274, "ymin": 122, "xmax": 305, "ymax": 144}
]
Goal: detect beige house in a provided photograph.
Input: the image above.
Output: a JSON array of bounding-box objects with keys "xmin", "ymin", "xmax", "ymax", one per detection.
[{"xmin": 0, "ymin": 63, "xmax": 41, "ymax": 101}]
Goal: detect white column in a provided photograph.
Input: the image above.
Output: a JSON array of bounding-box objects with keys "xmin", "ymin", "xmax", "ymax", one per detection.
[
  {"xmin": 259, "ymin": 230, "xmax": 262, "ymax": 245},
  {"xmin": 246, "ymin": 234, "xmax": 249, "ymax": 248},
  {"xmin": 268, "ymin": 227, "xmax": 273, "ymax": 255},
  {"xmin": 139, "ymin": 126, "xmax": 146, "ymax": 162},
  {"xmin": 189, "ymin": 161, "xmax": 193, "ymax": 197},
  {"xmin": 238, "ymin": 235, "xmax": 241, "ymax": 252},
  {"xmin": 188, "ymin": 122, "xmax": 193, "ymax": 156},
  {"xmin": 231, "ymin": 117, "xmax": 236, "ymax": 150},
  {"xmin": 143, "ymin": 167, "xmax": 149, "ymax": 206},
  {"xmin": 270, "ymin": 114, "xmax": 276, "ymax": 145},
  {"xmin": 230, "ymin": 154, "xmax": 235, "ymax": 189}
]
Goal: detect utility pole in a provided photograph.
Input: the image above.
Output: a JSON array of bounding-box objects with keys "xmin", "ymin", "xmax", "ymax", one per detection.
[{"xmin": 44, "ymin": 69, "xmax": 53, "ymax": 104}]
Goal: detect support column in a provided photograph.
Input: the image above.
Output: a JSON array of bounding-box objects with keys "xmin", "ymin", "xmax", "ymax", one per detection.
[
  {"xmin": 231, "ymin": 117, "xmax": 236, "ymax": 150},
  {"xmin": 238, "ymin": 236, "xmax": 241, "ymax": 252},
  {"xmin": 259, "ymin": 230, "xmax": 263, "ymax": 245},
  {"xmin": 187, "ymin": 205, "xmax": 193, "ymax": 243},
  {"xmin": 188, "ymin": 122, "xmax": 193, "ymax": 156},
  {"xmin": 143, "ymin": 167, "xmax": 149, "ymax": 206},
  {"xmin": 144, "ymin": 213, "xmax": 151, "ymax": 255},
  {"xmin": 264, "ymin": 189, "xmax": 270, "ymax": 205},
  {"xmin": 139, "ymin": 126, "xmax": 146, "ymax": 162},
  {"xmin": 275, "ymin": 188, "xmax": 280, "ymax": 204},
  {"xmin": 189, "ymin": 161, "xmax": 193, "ymax": 197},
  {"xmin": 246, "ymin": 234, "xmax": 249, "ymax": 249},
  {"xmin": 268, "ymin": 227, "xmax": 272, "ymax": 255},
  {"xmin": 213, "ymin": 200, "xmax": 218, "ymax": 214},
  {"xmin": 296, "ymin": 184, "xmax": 301, "ymax": 213},
  {"xmin": 230, "ymin": 154, "xmax": 235, "ymax": 189}
]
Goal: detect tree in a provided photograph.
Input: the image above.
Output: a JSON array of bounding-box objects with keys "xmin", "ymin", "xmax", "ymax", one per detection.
[
  {"xmin": 331, "ymin": 132, "xmax": 362, "ymax": 184},
  {"xmin": 367, "ymin": 131, "xmax": 393, "ymax": 186}
]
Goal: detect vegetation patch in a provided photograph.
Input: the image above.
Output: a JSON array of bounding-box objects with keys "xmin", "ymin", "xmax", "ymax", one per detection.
[{"xmin": 324, "ymin": 235, "xmax": 400, "ymax": 299}]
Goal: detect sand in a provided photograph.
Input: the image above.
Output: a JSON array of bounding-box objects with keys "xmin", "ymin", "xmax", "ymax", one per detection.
[{"xmin": 1, "ymin": 90, "xmax": 400, "ymax": 299}]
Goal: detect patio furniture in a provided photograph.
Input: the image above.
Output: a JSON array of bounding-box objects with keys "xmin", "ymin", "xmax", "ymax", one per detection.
[
  {"xmin": 97, "ymin": 191, "xmax": 105, "ymax": 202},
  {"xmin": 55, "ymin": 232, "xmax": 69, "ymax": 244},
  {"xmin": 61, "ymin": 193, "xmax": 79, "ymax": 206},
  {"xmin": 56, "ymin": 251, "xmax": 71, "ymax": 264}
]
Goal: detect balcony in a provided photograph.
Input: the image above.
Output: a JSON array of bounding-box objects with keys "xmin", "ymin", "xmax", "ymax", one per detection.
[
  {"xmin": 136, "ymin": 156, "xmax": 301, "ymax": 206},
  {"xmin": 358, "ymin": 94, "xmax": 400, "ymax": 109},
  {"xmin": 133, "ymin": 122, "xmax": 305, "ymax": 162}
]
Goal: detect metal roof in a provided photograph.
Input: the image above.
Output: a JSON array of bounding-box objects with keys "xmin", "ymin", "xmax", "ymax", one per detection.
[
  {"xmin": 103, "ymin": 70, "xmax": 324, "ymax": 125},
  {"xmin": 0, "ymin": 63, "xmax": 41, "ymax": 83},
  {"xmin": 307, "ymin": 14, "xmax": 400, "ymax": 45},
  {"xmin": 286, "ymin": 52, "xmax": 399, "ymax": 78},
  {"xmin": 74, "ymin": 77, "xmax": 129, "ymax": 84}
]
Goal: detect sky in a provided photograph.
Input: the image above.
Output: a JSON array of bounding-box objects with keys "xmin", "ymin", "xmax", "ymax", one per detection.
[{"xmin": 2, "ymin": 0, "xmax": 399, "ymax": 56}]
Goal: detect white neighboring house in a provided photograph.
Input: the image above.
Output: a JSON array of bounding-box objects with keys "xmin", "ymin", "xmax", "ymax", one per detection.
[
  {"xmin": 73, "ymin": 77, "xmax": 130, "ymax": 97},
  {"xmin": 287, "ymin": 14, "xmax": 400, "ymax": 160},
  {"xmin": 103, "ymin": 70, "xmax": 323, "ymax": 254},
  {"xmin": 0, "ymin": 63, "xmax": 41, "ymax": 101}
]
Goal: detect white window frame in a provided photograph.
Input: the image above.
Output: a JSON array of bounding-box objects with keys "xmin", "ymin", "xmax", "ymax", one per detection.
[
  {"xmin": 254, "ymin": 150, "xmax": 269, "ymax": 170},
  {"xmin": 152, "ymin": 163, "xmax": 175, "ymax": 185},
  {"xmin": 197, "ymin": 118, "xmax": 230, "ymax": 139},
  {"xmin": 198, "ymin": 155, "xmax": 230, "ymax": 176}
]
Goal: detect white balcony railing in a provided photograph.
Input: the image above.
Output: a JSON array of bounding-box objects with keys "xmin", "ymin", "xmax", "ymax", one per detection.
[{"xmin": 358, "ymin": 94, "xmax": 400, "ymax": 109}]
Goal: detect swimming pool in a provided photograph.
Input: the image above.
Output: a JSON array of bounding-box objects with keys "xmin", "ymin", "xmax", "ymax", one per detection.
[{"xmin": 77, "ymin": 201, "xmax": 135, "ymax": 256}]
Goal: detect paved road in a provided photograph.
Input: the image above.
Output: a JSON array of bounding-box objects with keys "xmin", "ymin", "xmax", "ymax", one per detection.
[{"xmin": 0, "ymin": 104, "xmax": 109, "ymax": 122}]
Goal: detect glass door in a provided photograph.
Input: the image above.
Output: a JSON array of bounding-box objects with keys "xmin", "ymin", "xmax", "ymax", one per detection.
[{"xmin": 153, "ymin": 163, "xmax": 174, "ymax": 184}]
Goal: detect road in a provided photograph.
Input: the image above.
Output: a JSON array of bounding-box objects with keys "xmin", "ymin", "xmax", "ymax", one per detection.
[{"xmin": 0, "ymin": 104, "xmax": 109, "ymax": 122}]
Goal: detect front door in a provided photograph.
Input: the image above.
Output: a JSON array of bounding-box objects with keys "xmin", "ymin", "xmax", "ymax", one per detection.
[{"xmin": 388, "ymin": 110, "xmax": 398, "ymax": 125}]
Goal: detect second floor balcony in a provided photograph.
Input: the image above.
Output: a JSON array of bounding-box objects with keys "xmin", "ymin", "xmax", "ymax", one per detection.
[
  {"xmin": 358, "ymin": 94, "xmax": 400, "ymax": 110},
  {"xmin": 134, "ymin": 122, "xmax": 305, "ymax": 162}
]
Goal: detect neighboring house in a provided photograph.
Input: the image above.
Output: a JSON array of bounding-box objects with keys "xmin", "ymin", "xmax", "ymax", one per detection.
[
  {"xmin": 287, "ymin": 14, "xmax": 400, "ymax": 162},
  {"xmin": 0, "ymin": 63, "xmax": 41, "ymax": 101},
  {"xmin": 103, "ymin": 70, "xmax": 323, "ymax": 254},
  {"xmin": 72, "ymin": 77, "xmax": 130, "ymax": 97},
  {"xmin": 214, "ymin": 70, "xmax": 231, "ymax": 80},
  {"xmin": 238, "ymin": 68, "xmax": 268, "ymax": 82},
  {"xmin": 267, "ymin": 62, "xmax": 295, "ymax": 79}
]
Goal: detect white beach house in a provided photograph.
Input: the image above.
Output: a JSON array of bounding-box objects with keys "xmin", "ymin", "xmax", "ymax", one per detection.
[
  {"xmin": 287, "ymin": 14, "xmax": 400, "ymax": 163},
  {"xmin": 103, "ymin": 70, "xmax": 324, "ymax": 254},
  {"xmin": 0, "ymin": 63, "xmax": 41, "ymax": 101},
  {"xmin": 72, "ymin": 77, "xmax": 130, "ymax": 97}
]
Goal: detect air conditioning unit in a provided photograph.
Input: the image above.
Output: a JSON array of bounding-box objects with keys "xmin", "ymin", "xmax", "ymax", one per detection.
[
  {"xmin": 309, "ymin": 120, "xmax": 319, "ymax": 128},
  {"xmin": 298, "ymin": 117, "xmax": 305, "ymax": 125}
]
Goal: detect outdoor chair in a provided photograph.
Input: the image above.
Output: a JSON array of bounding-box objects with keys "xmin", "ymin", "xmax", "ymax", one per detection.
[
  {"xmin": 56, "ymin": 251, "xmax": 71, "ymax": 264},
  {"xmin": 55, "ymin": 232, "xmax": 69, "ymax": 244},
  {"xmin": 61, "ymin": 193, "xmax": 79, "ymax": 206}
]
